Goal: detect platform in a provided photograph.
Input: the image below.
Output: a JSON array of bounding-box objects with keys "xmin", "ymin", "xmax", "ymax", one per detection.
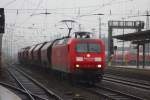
[
  {"xmin": 0, "ymin": 85, "xmax": 21, "ymax": 100},
  {"xmin": 106, "ymin": 65, "xmax": 150, "ymax": 81},
  {"xmin": 113, "ymin": 65, "xmax": 150, "ymax": 70}
]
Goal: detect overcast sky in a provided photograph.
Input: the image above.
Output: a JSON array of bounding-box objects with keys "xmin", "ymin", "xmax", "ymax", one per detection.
[
  {"xmin": 1, "ymin": 0, "xmax": 150, "ymax": 34},
  {"xmin": 1, "ymin": 0, "xmax": 150, "ymax": 57}
]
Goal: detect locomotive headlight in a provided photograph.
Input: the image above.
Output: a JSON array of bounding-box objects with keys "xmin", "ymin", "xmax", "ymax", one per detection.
[
  {"xmin": 95, "ymin": 57, "xmax": 102, "ymax": 62},
  {"xmin": 76, "ymin": 64, "xmax": 80, "ymax": 68},
  {"xmin": 76, "ymin": 57, "xmax": 83, "ymax": 61},
  {"xmin": 97, "ymin": 64, "xmax": 102, "ymax": 68},
  {"xmin": 86, "ymin": 54, "xmax": 91, "ymax": 57}
]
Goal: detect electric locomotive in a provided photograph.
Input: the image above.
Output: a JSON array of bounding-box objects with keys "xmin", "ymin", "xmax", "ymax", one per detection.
[{"xmin": 51, "ymin": 32, "xmax": 106, "ymax": 82}]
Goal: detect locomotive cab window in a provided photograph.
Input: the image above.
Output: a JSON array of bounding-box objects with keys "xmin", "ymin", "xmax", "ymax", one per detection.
[{"xmin": 76, "ymin": 43, "xmax": 101, "ymax": 53}]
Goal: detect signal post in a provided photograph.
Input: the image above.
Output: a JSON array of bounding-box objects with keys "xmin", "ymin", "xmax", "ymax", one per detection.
[{"xmin": 0, "ymin": 8, "xmax": 5, "ymax": 68}]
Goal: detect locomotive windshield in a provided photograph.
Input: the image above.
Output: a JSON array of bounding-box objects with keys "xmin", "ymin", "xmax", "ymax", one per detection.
[{"xmin": 76, "ymin": 43, "xmax": 100, "ymax": 53}]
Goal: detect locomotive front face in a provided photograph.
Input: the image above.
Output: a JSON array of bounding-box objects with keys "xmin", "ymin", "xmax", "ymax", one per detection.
[
  {"xmin": 68, "ymin": 39, "xmax": 105, "ymax": 82},
  {"xmin": 70, "ymin": 39, "xmax": 105, "ymax": 72},
  {"xmin": 75, "ymin": 43, "xmax": 102, "ymax": 68}
]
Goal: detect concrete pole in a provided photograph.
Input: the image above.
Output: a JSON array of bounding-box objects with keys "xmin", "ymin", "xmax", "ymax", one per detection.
[
  {"xmin": 0, "ymin": 34, "xmax": 3, "ymax": 68},
  {"xmin": 122, "ymin": 18, "xmax": 125, "ymax": 65},
  {"xmin": 108, "ymin": 27, "xmax": 113, "ymax": 66},
  {"xmin": 143, "ymin": 43, "xmax": 145, "ymax": 68},
  {"xmin": 122, "ymin": 22, "xmax": 125, "ymax": 65},
  {"xmin": 137, "ymin": 44, "xmax": 139, "ymax": 68},
  {"xmin": 99, "ymin": 16, "xmax": 101, "ymax": 38}
]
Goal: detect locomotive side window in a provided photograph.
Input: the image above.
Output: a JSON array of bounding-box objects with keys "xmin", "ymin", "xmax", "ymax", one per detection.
[
  {"xmin": 62, "ymin": 38, "xmax": 69, "ymax": 44},
  {"xmin": 76, "ymin": 43, "xmax": 100, "ymax": 53}
]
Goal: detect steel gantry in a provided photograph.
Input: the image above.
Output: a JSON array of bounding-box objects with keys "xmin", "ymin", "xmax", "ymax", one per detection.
[{"xmin": 108, "ymin": 20, "xmax": 145, "ymax": 66}]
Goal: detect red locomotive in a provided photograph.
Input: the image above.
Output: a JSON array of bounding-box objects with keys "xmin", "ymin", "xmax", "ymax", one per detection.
[{"xmin": 18, "ymin": 32, "xmax": 106, "ymax": 83}]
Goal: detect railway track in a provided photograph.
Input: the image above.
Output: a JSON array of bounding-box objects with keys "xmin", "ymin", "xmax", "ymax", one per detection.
[
  {"xmin": 103, "ymin": 74, "xmax": 150, "ymax": 90},
  {"xmin": 84, "ymin": 85, "xmax": 144, "ymax": 100},
  {"xmin": 79, "ymin": 73, "xmax": 149, "ymax": 100},
  {"xmin": 16, "ymin": 64, "xmax": 104, "ymax": 100},
  {"xmin": 5, "ymin": 66, "xmax": 63, "ymax": 100},
  {"xmin": 0, "ymin": 82, "xmax": 47, "ymax": 100},
  {"xmin": 9, "ymin": 64, "xmax": 148, "ymax": 100}
]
